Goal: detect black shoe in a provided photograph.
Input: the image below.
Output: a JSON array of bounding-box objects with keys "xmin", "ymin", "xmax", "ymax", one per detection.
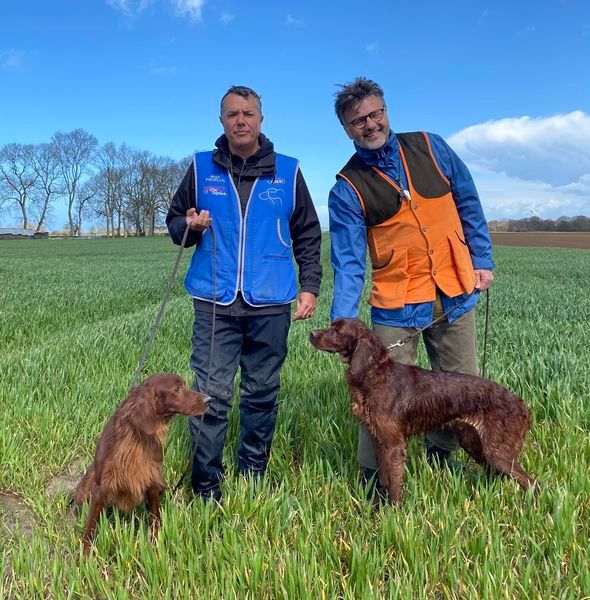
[
  {"xmin": 362, "ymin": 468, "xmax": 388, "ymax": 505},
  {"xmin": 239, "ymin": 469, "xmax": 266, "ymax": 494},
  {"xmin": 193, "ymin": 486, "xmax": 222, "ymax": 504},
  {"xmin": 425, "ymin": 445, "xmax": 462, "ymax": 473}
]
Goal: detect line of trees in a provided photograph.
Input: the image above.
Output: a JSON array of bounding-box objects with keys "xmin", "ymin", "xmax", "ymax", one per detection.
[
  {"xmin": 0, "ymin": 129, "xmax": 190, "ymax": 236},
  {"xmin": 488, "ymin": 216, "xmax": 590, "ymax": 232}
]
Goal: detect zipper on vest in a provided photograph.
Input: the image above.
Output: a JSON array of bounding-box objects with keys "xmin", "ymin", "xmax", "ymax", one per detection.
[{"xmin": 227, "ymin": 174, "xmax": 259, "ymax": 296}]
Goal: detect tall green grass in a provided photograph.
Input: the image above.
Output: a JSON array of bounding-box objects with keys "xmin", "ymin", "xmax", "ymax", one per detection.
[{"xmin": 1, "ymin": 237, "xmax": 589, "ymax": 598}]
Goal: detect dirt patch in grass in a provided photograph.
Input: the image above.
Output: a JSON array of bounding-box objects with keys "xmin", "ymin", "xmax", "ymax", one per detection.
[
  {"xmin": 45, "ymin": 461, "xmax": 86, "ymax": 500},
  {"xmin": 0, "ymin": 492, "xmax": 35, "ymax": 538},
  {"xmin": 491, "ymin": 232, "xmax": 590, "ymax": 249}
]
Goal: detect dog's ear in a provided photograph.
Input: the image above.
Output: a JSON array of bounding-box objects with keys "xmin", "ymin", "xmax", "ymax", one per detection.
[
  {"xmin": 349, "ymin": 335, "xmax": 381, "ymax": 378},
  {"xmin": 131, "ymin": 386, "xmax": 158, "ymax": 436}
]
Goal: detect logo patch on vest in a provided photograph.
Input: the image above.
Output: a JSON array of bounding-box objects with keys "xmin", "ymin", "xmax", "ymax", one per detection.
[
  {"xmin": 203, "ymin": 186, "xmax": 227, "ymax": 196},
  {"xmin": 266, "ymin": 177, "xmax": 286, "ymax": 185},
  {"xmin": 203, "ymin": 174, "xmax": 227, "ymax": 196},
  {"xmin": 206, "ymin": 175, "xmax": 224, "ymax": 183},
  {"xmin": 259, "ymin": 187, "xmax": 284, "ymax": 205}
]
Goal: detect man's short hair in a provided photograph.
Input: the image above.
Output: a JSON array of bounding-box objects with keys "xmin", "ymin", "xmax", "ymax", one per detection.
[
  {"xmin": 334, "ymin": 77, "xmax": 385, "ymax": 124},
  {"xmin": 220, "ymin": 86, "xmax": 262, "ymax": 115}
]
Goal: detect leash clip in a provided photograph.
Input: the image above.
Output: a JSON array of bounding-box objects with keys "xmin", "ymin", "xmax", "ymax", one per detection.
[{"xmin": 386, "ymin": 338, "xmax": 408, "ymax": 350}]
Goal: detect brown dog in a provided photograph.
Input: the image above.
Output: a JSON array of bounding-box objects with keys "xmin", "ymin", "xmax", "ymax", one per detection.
[
  {"xmin": 309, "ymin": 318, "xmax": 537, "ymax": 503},
  {"xmin": 73, "ymin": 373, "xmax": 210, "ymax": 555}
]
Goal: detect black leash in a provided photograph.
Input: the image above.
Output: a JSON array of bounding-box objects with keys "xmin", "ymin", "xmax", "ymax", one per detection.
[
  {"xmin": 172, "ymin": 226, "xmax": 216, "ymax": 494},
  {"xmin": 480, "ymin": 288, "xmax": 490, "ymax": 379},
  {"xmin": 385, "ymin": 291, "xmax": 476, "ymax": 351},
  {"xmin": 385, "ymin": 289, "xmax": 491, "ymax": 378},
  {"xmin": 131, "ymin": 223, "xmax": 192, "ymax": 387},
  {"xmin": 128, "ymin": 220, "xmax": 216, "ymax": 494}
]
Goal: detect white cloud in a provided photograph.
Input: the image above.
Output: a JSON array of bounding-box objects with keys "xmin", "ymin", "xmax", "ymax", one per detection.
[
  {"xmin": 285, "ymin": 13, "xmax": 304, "ymax": 26},
  {"xmin": 172, "ymin": 0, "xmax": 205, "ymax": 21},
  {"xmin": 449, "ymin": 111, "xmax": 590, "ymax": 218},
  {"xmin": 472, "ymin": 167, "xmax": 589, "ymax": 220},
  {"xmin": 107, "ymin": 0, "xmax": 205, "ymax": 21},
  {"xmin": 107, "ymin": 0, "xmax": 152, "ymax": 17},
  {"xmin": 0, "ymin": 49, "xmax": 24, "ymax": 71},
  {"xmin": 149, "ymin": 60, "xmax": 177, "ymax": 75},
  {"xmin": 449, "ymin": 111, "xmax": 590, "ymax": 188},
  {"xmin": 220, "ymin": 11, "xmax": 235, "ymax": 25}
]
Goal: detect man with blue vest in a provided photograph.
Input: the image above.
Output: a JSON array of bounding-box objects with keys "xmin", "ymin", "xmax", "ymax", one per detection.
[
  {"xmin": 167, "ymin": 85, "xmax": 322, "ymax": 502},
  {"xmin": 329, "ymin": 77, "xmax": 494, "ymax": 497}
]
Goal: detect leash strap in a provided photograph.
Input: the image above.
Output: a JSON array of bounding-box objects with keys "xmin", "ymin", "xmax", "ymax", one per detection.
[
  {"xmin": 172, "ymin": 225, "xmax": 217, "ymax": 494},
  {"xmin": 385, "ymin": 289, "xmax": 492, "ymax": 379},
  {"xmin": 131, "ymin": 224, "xmax": 191, "ymax": 387},
  {"xmin": 385, "ymin": 291, "xmax": 476, "ymax": 351},
  {"xmin": 480, "ymin": 288, "xmax": 490, "ymax": 378}
]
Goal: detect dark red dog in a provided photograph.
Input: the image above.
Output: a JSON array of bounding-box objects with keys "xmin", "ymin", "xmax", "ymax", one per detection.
[
  {"xmin": 309, "ymin": 318, "xmax": 536, "ymax": 503},
  {"xmin": 73, "ymin": 373, "xmax": 210, "ymax": 555}
]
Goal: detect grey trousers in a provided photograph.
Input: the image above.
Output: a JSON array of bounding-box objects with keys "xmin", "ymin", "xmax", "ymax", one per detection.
[{"xmin": 357, "ymin": 305, "xmax": 478, "ymax": 470}]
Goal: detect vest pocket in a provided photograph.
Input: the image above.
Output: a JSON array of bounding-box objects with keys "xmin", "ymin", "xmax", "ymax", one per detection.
[
  {"xmin": 370, "ymin": 246, "xmax": 410, "ymax": 308},
  {"xmin": 260, "ymin": 219, "xmax": 292, "ymax": 259},
  {"xmin": 196, "ymin": 228, "xmax": 214, "ymax": 252},
  {"xmin": 368, "ymin": 227, "xmax": 391, "ymax": 268},
  {"xmin": 276, "ymin": 218, "xmax": 292, "ymax": 249},
  {"xmin": 448, "ymin": 231, "xmax": 476, "ymax": 292}
]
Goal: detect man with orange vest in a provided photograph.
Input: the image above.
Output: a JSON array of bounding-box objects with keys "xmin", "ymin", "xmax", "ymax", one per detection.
[{"xmin": 329, "ymin": 77, "xmax": 495, "ymax": 495}]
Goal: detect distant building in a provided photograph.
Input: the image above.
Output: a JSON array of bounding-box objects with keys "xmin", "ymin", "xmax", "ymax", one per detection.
[{"xmin": 0, "ymin": 228, "xmax": 48, "ymax": 239}]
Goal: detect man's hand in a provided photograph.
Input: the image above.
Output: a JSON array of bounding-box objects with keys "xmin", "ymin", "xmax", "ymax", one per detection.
[
  {"xmin": 292, "ymin": 292, "xmax": 317, "ymax": 321},
  {"xmin": 186, "ymin": 208, "xmax": 212, "ymax": 231},
  {"xmin": 474, "ymin": 269, "xmax": 494, "ymax": 291}
]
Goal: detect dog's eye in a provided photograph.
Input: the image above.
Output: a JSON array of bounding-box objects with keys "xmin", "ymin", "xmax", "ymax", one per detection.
[{"xmin": 175, "ymin": 385, "xmax": 181, "ymax": 392}]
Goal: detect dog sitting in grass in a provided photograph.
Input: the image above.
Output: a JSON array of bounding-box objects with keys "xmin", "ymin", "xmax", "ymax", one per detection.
[
  {"xmin": 309, "ymin": 318, "xmax": 537, "ymax": 503},
  {"xmin": 73, "ymin": 373, "xmax": 210, "ymax": 555}
]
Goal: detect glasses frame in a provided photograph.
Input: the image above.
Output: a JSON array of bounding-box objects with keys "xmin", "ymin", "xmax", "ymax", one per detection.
[{"xmin": 346, "ymin": 107, "xmax": 386, "ymax": 129}]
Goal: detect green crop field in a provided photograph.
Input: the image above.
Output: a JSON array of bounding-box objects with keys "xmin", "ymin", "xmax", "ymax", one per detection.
[{"xmin": 1, "ymin": 237, "xmax": 589, "ymax": 599}]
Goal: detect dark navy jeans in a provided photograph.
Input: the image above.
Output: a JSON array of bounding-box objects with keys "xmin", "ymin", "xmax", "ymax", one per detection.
[{"xmin": 188, "ymin": 307, "xmax": 290, "ymax": 500}]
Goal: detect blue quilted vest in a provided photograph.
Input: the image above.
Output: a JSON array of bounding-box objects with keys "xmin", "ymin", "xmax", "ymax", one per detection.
[{"xmin": 184, "ymin": 151, "xmax": 298, "ymax": 306}]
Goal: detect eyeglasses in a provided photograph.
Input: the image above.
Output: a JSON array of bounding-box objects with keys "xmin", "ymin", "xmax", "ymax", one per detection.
[{"xmin": 347, "ymin": 108, "xmax": 385, "ymax": 129}]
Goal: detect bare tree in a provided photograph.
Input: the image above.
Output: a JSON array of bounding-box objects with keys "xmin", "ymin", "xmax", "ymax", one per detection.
[
  {"xmin": 120, "ymin": 149, "xmax": 156, "ymax": 236},
  {"xmin": 30, "ymin": 142, "xmax": 63, "ymax": 233},
  {"xmin": 0, "ymin": 143, "xmax": 38, "ymax": 229},
  {"xmin": 120, "ymin": 151, "xmax": 182, "ymax": 236},
  {"xmin": 141, "ymin": 154, "xmax": 176, "ymax": 236},
  {"xmin": 161, "ymin": 154, "xmax": 192, "ymax": 217},
  {"xmin": 74, "ymin": 181, "xmax": 98, "ymax": 236},
  {"xmin": 52, "ymin": 129, "xmax": 98, "ymax": 236},
  {"xmin": 91, "ymin": 142, "xmax": 128, "ymax": 236}
]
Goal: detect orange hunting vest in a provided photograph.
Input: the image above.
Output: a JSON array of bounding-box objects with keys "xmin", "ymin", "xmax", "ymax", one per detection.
[{"xmin": 337, "ymin": 132, "xmax": 476, "ymax": 310}]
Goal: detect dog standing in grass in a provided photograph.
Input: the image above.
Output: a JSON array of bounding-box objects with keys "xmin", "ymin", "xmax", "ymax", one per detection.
[
  {"xmin": 310, "ymin": 318, "xmax": 537, "ymax": 503},
  {"xmin": 73, "ymin": 373, "xmax": 210, "ymax": 555}
]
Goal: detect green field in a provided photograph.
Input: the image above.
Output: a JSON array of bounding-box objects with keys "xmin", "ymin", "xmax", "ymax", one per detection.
[{"xmin": 1, "ymin": 237, "xmax": 589, "ymax": 599}]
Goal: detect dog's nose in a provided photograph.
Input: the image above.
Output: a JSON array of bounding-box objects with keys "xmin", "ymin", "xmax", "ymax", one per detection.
[{"xmin": 309, "ymin": 330, "xmax": 318, "ymax": 343}]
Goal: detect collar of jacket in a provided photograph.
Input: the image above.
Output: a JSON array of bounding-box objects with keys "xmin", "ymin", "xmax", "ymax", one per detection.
[
  {"xmin": 354, "ymin": 130, "xmax": 400, "ymax": 169},
  {"xmin": 212, "ymin": 133, "xmax": 276, "ymax": 178}
]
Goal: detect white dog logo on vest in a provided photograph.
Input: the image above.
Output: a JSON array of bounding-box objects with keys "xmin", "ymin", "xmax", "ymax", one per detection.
[{"xmin": 259, "ymin": 187, "xmax": 284, "ymax": 205}]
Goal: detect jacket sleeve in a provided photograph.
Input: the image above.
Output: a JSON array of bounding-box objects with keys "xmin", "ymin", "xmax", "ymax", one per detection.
[
  {"xmin": 289, "ymin": 170, "xmax": 322, "ymax": 296},
  {"xmin": 165, "ymin": 162, "xmax": 202, "ymax": 248},
  {"xmin": 427, "ymin": 133, "xmax": 495, "ymax": 271},
  {"xmin": 328, "ymin": 177, "xmax": 367, "ymax": 321}
]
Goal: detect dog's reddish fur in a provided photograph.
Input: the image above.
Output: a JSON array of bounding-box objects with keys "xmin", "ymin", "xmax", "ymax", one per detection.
[
  {"xmin": 310, "ymin": 318, "xmax": 537, "ymax": 503},
  {"xmin": 73, "ymin": 373, "xmax": 210, "ymax": 555}
]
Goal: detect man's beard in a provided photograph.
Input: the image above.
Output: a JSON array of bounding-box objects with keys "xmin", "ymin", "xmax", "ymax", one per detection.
[{"xmin": 356, "ymin": 126, "xmax": 389, "ymax": 150}]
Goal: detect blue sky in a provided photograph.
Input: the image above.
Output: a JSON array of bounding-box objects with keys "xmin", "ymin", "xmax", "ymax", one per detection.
[{"xmin": 1, "ymin": 0, "xmax": 589, "ymax": 229}]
